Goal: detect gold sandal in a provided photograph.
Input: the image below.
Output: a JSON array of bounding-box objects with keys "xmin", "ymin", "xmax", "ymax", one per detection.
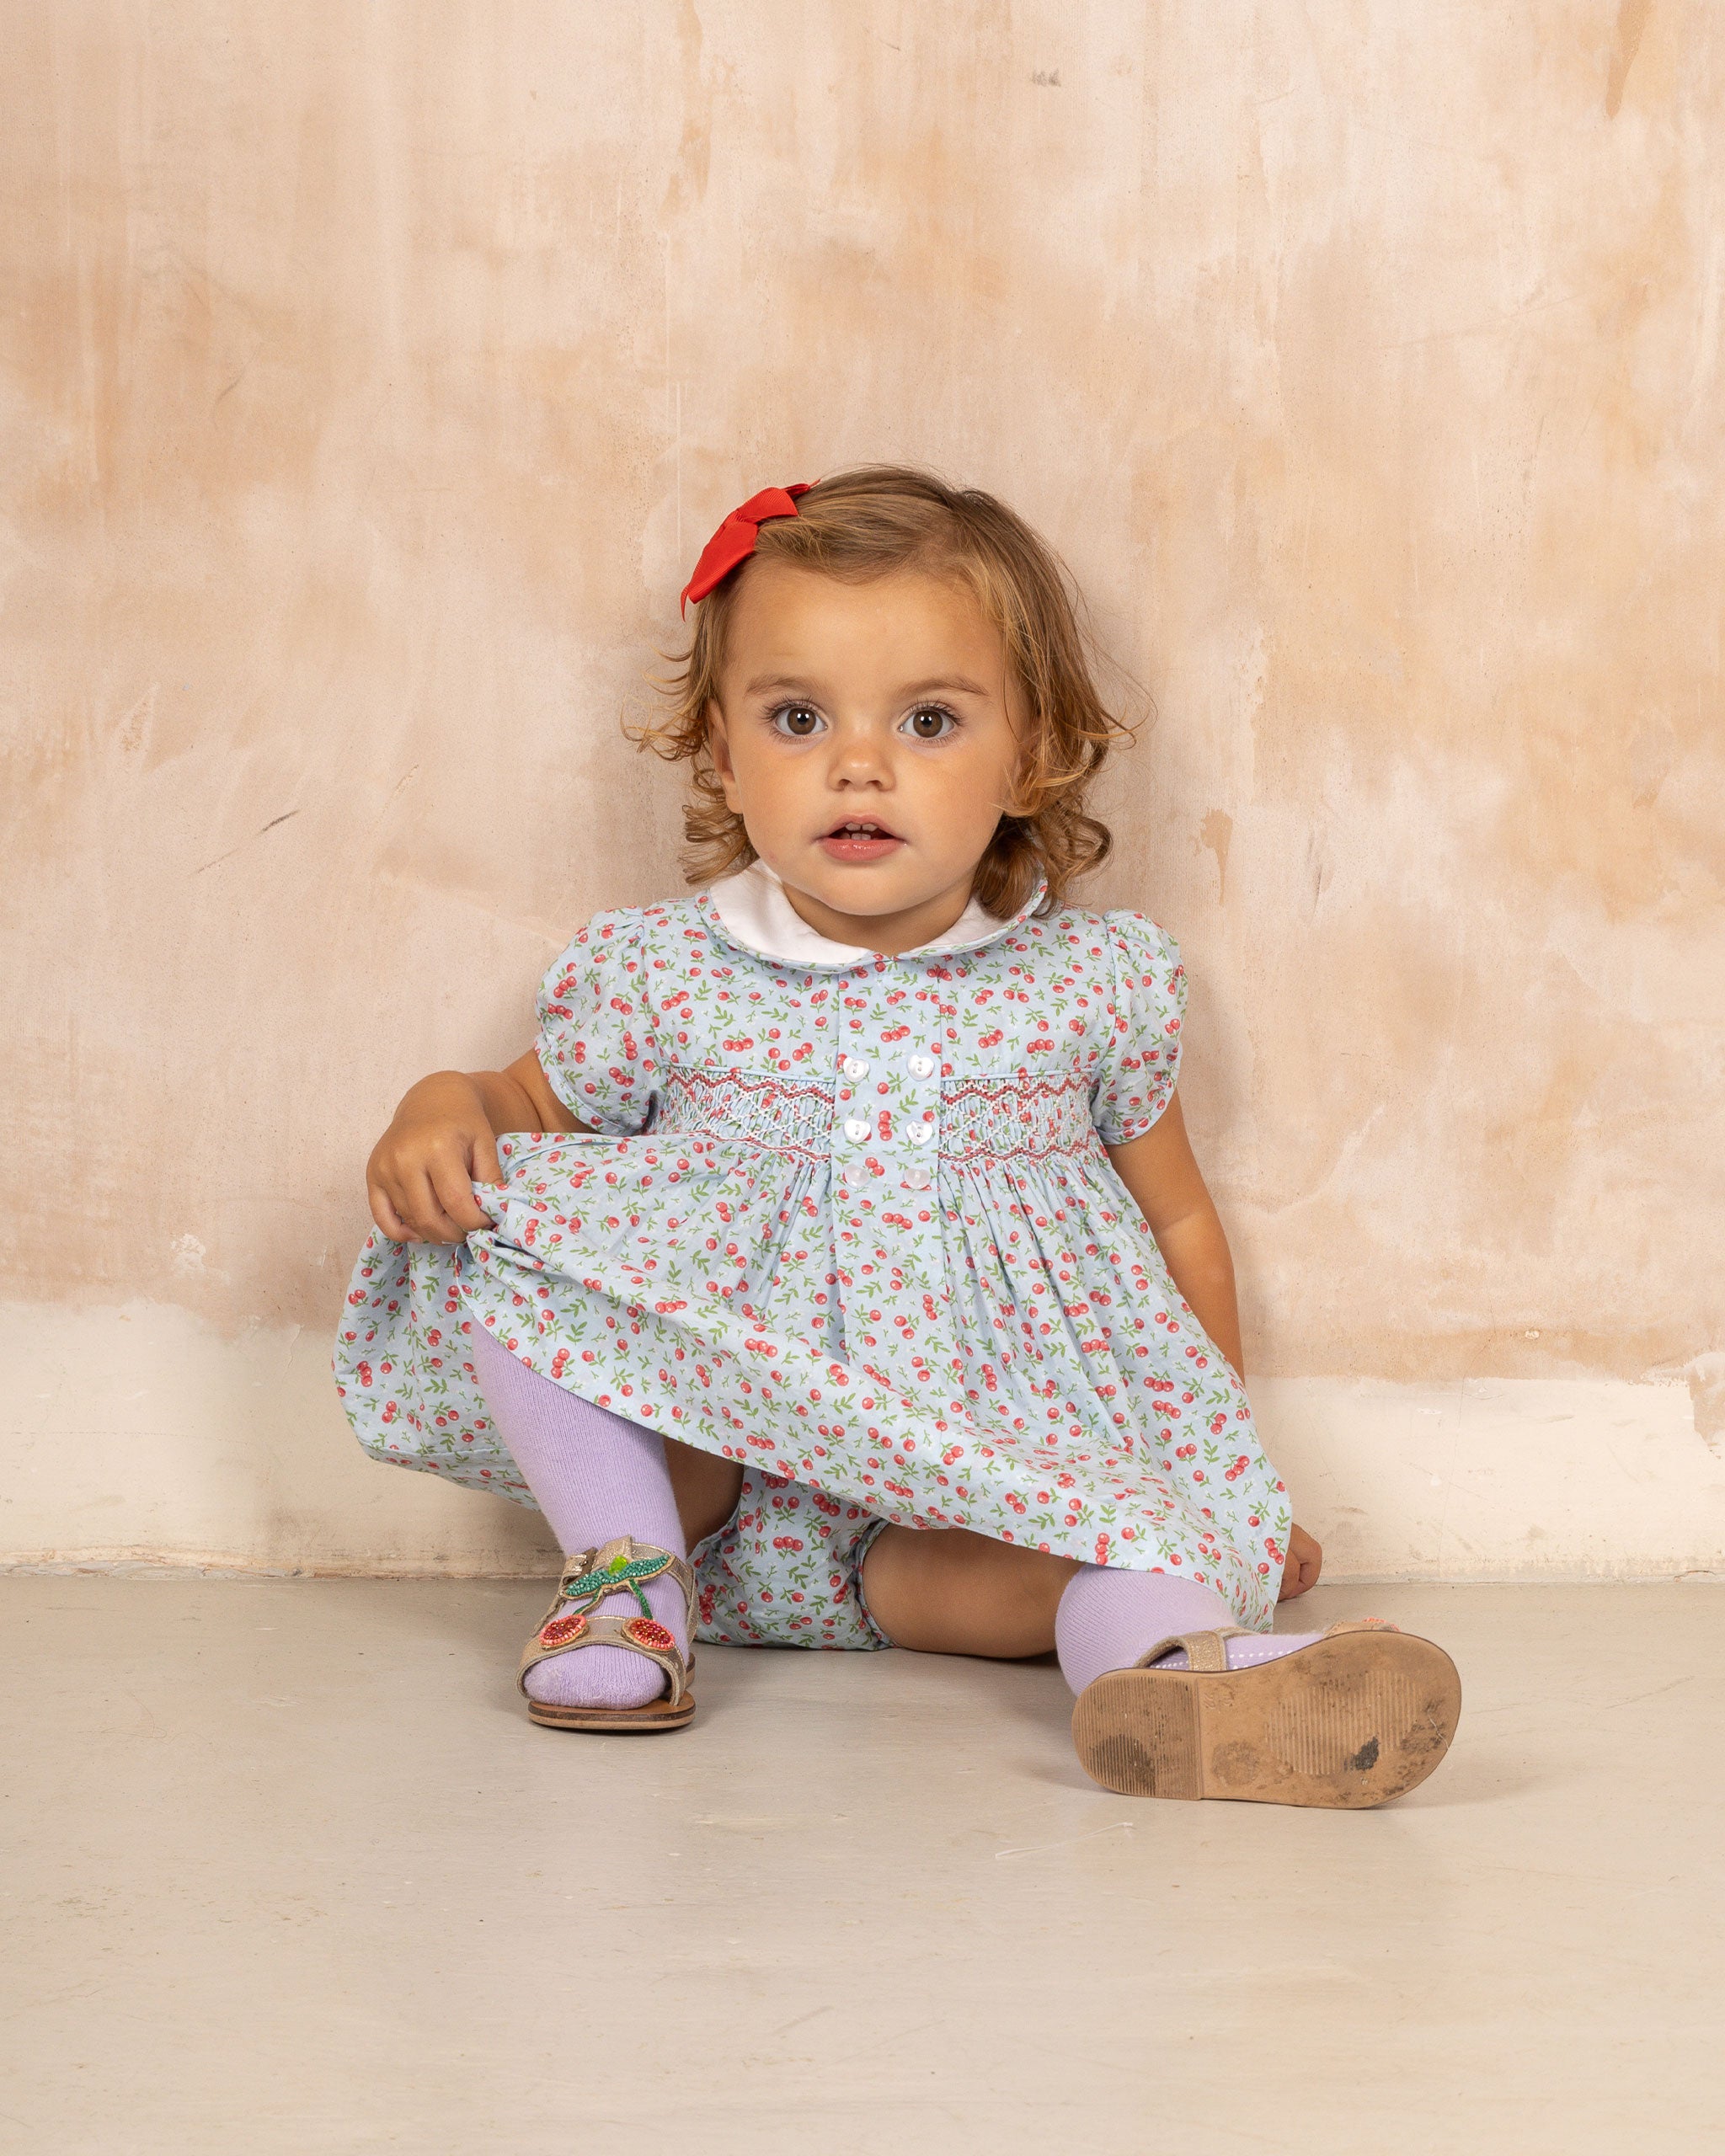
[
  {"xmin": 1071, "ymin": 1619, "xmax": 1461, "ymax": 1808},
  {"xmin": 519, "ymin": 1534, "xmax": 697, "ymax": 1732}
]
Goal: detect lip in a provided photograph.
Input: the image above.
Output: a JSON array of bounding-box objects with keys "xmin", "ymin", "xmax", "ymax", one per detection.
[{"xmin": 818, "ymin": 815, "xmax": 904, "ymax": 865}]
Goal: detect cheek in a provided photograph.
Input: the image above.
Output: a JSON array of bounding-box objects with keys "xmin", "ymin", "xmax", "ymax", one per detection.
[
  {"xmin": 724, "ymin": 743, "xmax": 809, "ymax": 821},
  {"xmin": 927, "ymin": 750, "xmax": 1013, "ymax": 825}
]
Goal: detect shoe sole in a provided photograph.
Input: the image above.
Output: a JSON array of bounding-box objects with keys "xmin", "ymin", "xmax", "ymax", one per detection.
[
  {"xmin": 1072, "ymin": 1631, "xmax": 1461, "ymax": 1808},
  {"xmin": 527, "ymin": 1694, "xmax": 696, "ymax": 1733}
]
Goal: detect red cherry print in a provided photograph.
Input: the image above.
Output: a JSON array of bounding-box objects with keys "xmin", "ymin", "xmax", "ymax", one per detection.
[{"xmin": 336, "ymin": 902, "xmax": 1279, "ymax": 1640}]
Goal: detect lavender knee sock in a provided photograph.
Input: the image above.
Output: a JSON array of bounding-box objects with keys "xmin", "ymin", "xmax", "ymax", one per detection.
[
  {"xmin": 1055, "ymin": 1564, "xmax": 1324, "ymax": 1696},
  {"xmin": 469, "ymin": 1325, "xmax": 689, "ymax": 1710}
]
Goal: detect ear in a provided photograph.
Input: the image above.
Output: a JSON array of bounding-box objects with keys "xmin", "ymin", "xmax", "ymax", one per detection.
[{"xmin": 705, "ymin": 698, "xmax": 745, "ymax": 811}]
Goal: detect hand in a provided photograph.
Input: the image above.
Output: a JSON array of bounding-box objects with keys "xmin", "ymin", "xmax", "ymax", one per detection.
[
  {"xmin": 1278, "ymin": 1523, "xmax": 1323, "ymax": 1602},
  {"xmin": 366, "ymin": 1071, "xmax": 503, "ymax": 1245}
]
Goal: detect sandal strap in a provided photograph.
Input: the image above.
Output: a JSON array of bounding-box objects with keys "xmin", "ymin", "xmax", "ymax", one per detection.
[
  {"xmin": 1130, "ymin": 1619, "xmax": 1402, "ymax": 1674},
  {"xmin": 518, "ymin": 1611, "xmax": 692, "ymax": 1705},
  {"xmin": 517, "ymin": 1534, "xmax": 697, "ymax": 1705},
  {"xmin": 554, "ymin": 1534, "xmax": 696, "ymax": 1616},
  {"xmin": 1132, "ymin": 1625, "xmax": 1254, "ymax": 1673}
]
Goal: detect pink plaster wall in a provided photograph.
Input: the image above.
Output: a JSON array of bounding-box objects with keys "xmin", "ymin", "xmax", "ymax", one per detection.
[{"xmin": 4, "ymin": 3, "xmax": 1721, "ymax": 1398}]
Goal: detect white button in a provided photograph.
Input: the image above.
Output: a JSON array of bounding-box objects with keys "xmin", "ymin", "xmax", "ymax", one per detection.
[
  {"xmin": 842, "ymin": 1160, "xmax": 868, "ymax": 1187},
  {"xmin": 905, "ymin": 1122, "xmax": 933, "ymax": 1146},
  {"xmin": 904, "ymin": 1164, "xmax": 932, "ymax": 1191},
  {"xmin": 843, "ymin": 1056, "xmax": 869, "ymax": 1079},
  {"xmin": 908, "ymin": 1053, "xmax": 935, "ymax": 1079},
  {"xmin": 843, "ymin": 1117, "xmax": 870, "ymax": 1142}
]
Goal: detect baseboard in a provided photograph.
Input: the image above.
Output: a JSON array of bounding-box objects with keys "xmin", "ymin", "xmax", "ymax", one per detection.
[{"xmin": 4, "ymin": 1300, "xmax": 1720, "ymax": 1582}]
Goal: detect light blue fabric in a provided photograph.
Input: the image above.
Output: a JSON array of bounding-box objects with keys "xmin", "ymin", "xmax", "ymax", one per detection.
[{"xmin": 334, "ymin": 884, "xmax": 1293, "ymax": 1634}]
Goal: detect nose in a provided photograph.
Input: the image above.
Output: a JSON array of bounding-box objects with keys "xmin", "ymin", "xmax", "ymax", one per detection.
[{"xmin": 827, "ymin": 720, "xmax": 893, "ymax": 790}]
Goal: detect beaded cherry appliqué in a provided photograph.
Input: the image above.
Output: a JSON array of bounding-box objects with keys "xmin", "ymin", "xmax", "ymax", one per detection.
[
  {"xmin": 539, "ymin": 1611, "xmax": 589, "ymax": 1649},
  {"xmin": 622, "ymin": 1616, "xmax": 676, "ymax": 1653},
  {"xmin": 558, "ymin": 1545, "xmax": 674, "ymax": 1619}
]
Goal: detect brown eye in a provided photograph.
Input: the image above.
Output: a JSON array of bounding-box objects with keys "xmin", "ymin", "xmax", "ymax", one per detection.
[
  {"xmin": 772, "ymin": 704, "xmax": 824, "ymax": 739},
  {"xmin": 903, "ymin": 705, "xmax": 957, "ymax": 741}
]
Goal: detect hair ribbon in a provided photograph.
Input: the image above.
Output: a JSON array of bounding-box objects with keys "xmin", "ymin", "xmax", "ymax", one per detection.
[{"xmin": 680, "ymin": 484, "xmax": 811, "ymax": 614}]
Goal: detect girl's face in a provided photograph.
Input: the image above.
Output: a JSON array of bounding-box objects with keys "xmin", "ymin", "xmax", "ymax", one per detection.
[{"xmin": 707, "ymin": 562, "xmax": 1024, "ymax": 950}]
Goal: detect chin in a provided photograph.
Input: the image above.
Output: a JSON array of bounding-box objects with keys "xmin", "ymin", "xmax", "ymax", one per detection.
[{"xmin": 798, "ymin": 867, "xmax": 928, "ymax": 917}]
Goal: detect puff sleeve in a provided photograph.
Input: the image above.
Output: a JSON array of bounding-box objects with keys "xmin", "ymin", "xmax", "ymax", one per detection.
[
  {"xmin": 534, "ymin": 909, "xmax": 662, "ymax": 1134},
  {"xmin": 1089, "ymin": 911, "xmax": 1187, "ymax": 1145}
]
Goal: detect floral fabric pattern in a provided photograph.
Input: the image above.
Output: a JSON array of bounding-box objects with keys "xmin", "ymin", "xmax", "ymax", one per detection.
[
  {"xmin": 333, "ymin": 887, "xmax": 1293, "ymax": 1641},
  {"xmin": 692, "ymin": 1470, "xmax": 890, "ymax": 1650}
]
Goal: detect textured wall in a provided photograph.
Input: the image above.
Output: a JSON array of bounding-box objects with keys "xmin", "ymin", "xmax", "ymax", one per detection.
[{"xmin": 4, "ymin": 3, "xmax": 1722, "ymax": 1571}]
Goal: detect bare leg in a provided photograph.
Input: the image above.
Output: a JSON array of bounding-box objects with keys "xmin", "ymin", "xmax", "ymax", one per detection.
[
  {"xmin": 860, "ymin": 1524, "xmax": 1080, "ymax": 1657},
  {"xmin": 861, "ymin": 1526, "xmax": 1307, "ymax": 1684},
  {"xmin": 662, "ymin": 1437, "xmax": 745, "ymax": 1550}
]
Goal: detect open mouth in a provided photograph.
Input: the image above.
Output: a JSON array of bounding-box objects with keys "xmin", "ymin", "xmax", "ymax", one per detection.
[{"xmin": 819, "ymin": 817, "xmax": 904, "ymax": 862}]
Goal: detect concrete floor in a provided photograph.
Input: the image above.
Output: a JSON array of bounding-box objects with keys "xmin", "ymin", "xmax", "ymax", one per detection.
[{"xmin": 3, "ymin": 1580, "xmax": 1721, "ymax": 2155}]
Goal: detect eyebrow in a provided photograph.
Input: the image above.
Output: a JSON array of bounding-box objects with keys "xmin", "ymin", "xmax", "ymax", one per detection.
[{"xmin": 741, "ymin": 672, "xmax": 991, "ymax": 698}]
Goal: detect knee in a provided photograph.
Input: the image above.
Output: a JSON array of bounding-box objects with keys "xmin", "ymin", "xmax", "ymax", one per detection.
[{"xmin": 862, "ymin": 1525, "xmax": 1077, "ymax": 1657}]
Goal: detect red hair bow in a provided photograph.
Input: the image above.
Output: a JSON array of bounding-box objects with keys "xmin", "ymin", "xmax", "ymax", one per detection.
[{"xmin": 680, "ymin": 483, "xmax": 810, "ymax": 614}]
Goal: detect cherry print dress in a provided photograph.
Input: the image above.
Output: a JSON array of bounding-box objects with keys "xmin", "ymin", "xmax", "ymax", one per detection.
[{"xmin": 333, "ymin": 868, "xmax": 1294, "ymax": 1644}]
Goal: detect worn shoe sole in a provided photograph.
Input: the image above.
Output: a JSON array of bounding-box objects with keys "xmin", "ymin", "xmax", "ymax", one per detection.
[
  {"xmin": 527, "ymin": 1693, "xmax": 696, "ymax": 1733},
  {"xmin": 1072, "ymin": 1630, "xmax": 1461, "ymax": 1808}
]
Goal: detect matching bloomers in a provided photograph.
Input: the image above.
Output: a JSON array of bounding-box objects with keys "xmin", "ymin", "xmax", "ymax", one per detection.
[{"xmin": 332, "ymin": 879, "xmax": 1294, "ymax": 1645}]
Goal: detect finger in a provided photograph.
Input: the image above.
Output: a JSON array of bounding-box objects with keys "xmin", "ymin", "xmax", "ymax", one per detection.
[
  {"xmin": 427, "ymin": 1151, "xmax": 497, "ymax": 1234},
  {"xmin": 470, "ymin": 1126, "xmax": 503, "ymax": 1188},
  {"xmin": 1279, "ymin": 1550, "xmax": 1316, "ymax": 1602},
  {"xmin": 400, "ymin": 1169, "xmax": 472, "ymax": 1246},
  {"xmin": 368, "ymin": 1183, "xmax": 416, "ymax": 1243}
]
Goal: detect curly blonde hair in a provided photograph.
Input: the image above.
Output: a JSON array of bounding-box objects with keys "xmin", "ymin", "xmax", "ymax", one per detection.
[{"xmin": 638, "ymin": 464, "xmax": 1133, "ymax": 917}]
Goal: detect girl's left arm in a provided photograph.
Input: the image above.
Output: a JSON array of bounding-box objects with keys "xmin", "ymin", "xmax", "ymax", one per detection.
[
  {"xmin": 1106, "ymin": 1092, "xmax": 1243, "ymax": 1375},
  {"xmin": 1107, "ymin": 1094, "xmax": 1322, "ymax": 1601}
]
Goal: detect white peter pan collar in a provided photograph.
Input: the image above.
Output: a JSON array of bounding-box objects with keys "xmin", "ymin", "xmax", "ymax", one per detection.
[{"xmin": 704, "ymin": 859, "xmax": 1032, "ymax": 969}]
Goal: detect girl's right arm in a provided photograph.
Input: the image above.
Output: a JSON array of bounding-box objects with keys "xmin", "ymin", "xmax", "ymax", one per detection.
[{"xmin": 365, "ymin": 1051, "xmax": 591, "ymax": 1245}]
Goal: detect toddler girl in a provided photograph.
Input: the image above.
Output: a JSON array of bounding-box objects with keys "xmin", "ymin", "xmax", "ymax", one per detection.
[{"xmin": 334, "ymin": 466, "xmax": 1461, "ymax": 1807}]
